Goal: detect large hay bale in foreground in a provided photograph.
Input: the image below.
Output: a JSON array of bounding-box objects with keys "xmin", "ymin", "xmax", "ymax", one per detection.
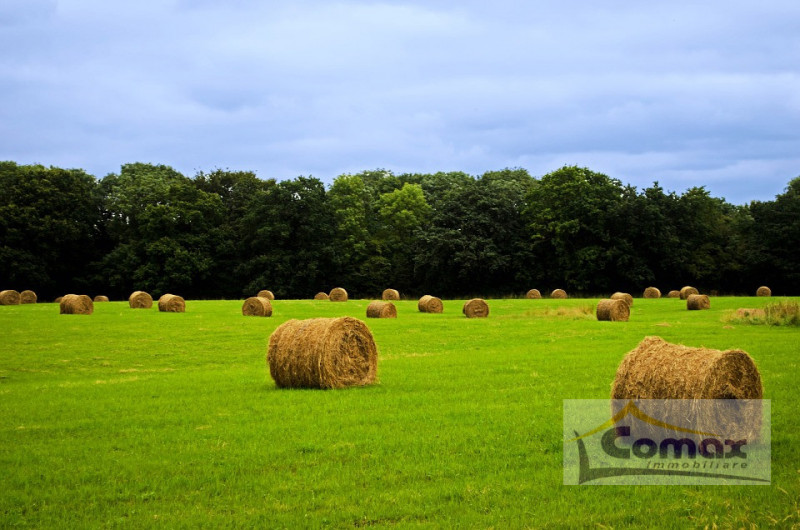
[
  {"xmin": 313, "ymin": 292, "xmax": 329, "ymax": 300},
  {"xmin": 129, "ymin": 291, "xmax": 153, "ymax": 309},
  {"xmin": 679, "ymin": 286, "xmax": 699, "ymax": 300},
  {"xmin": 666, "ymin": 290, "xmax": 680, "ymax": 298},
  {"xmin": 756, "ymin": 286, "xmax": 771, "ymax": 297},
  {"xmin": 60, "ymin": 294, "xmax": 93, "ymax": 315},
  {"xmin": 463, "ymin": 298, "xmax": 489, "ymax": 318},
  {"xmin": 526, "ymin": 289, "xmax": 542, "ymax": 299},
  {"xmin": 267, "ymin": 317, "xmax": 378, "ymax": 389},
  {"xmin": 329, "ymin": 287, "xmax": 348, "ymax": 302},
  {"xmin": 0, "ymin": 290, "xmax": 21, "ymax": 305},
  {"xmin": 93, "ymin": 295, "xmax": 109, "ymax": 302},
  {"xmin": 158, "ymin": 294, "xmax": 185, "ymax": 313},
  {"xmin": 366, "ymin": 301, "xmax": 397, "ymax": 318},
  {"xmin": 687, "ymin": 293, "xmax": 710, "ymax": 310},
  {"xmin": 610, "ymin": 292, "xmax": 633, "ymax": 307},
  {"xmin": 20, "ymin": 290, "xmax": 37, "ymax": 304},
  {"xmin": 257, "ymin": 290, "xmax": 275, "ymax": 300},
  {"xmin": 596, "ymin": 299, "xmax": 630, "ymax": 321},
  {"xmin": 381, "ymin": 288, "xmax": 400, "ymax": 301},
  {"xmin": 418, "ymin": 295, "xmax": 443, "ymax": 313},
  {"xmin": 643, "ymin": 287, "xmax": 661, "ymax": 299},
  {"xmin": 242, "ymin": 296, "xmax": 273, "ymax": 317},
  {"xmin": 550, "ymin": 289, "xmax": 567, "ymax": 299}
]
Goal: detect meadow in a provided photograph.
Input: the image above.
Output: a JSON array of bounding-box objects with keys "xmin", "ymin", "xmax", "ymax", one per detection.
[{"xmin": 1, "ymin": 297, "xmax": 798, "ymax": 528}]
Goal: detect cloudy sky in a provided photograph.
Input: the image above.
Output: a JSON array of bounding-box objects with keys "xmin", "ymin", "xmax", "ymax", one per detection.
[{"xmin": 2, "ymin": 1, "xmax": 799, "ymax": 203}]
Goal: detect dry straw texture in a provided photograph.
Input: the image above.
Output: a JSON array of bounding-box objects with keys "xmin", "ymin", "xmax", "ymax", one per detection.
[
  {"xmin": 313, "ymin": 292, "xmax": 329, "ymax": 300},
  {"xmin": 366, "ymin": 301, "xmax": 397, "ymax": 318},
  {"xmin": 60, "ymin": 294, "xmax": 94, "ymax": 315},
  {"xmin": 329, "ymin": 287, "xmax": 348, "ymax": 302},
  {"xmin": 550, "ymin": 289, "xmax": 567, "ymax": 299},
  {"xmin": 20, "ymin": 290, "xmax": 37, "ymax": 304},
  {"xmin": 418, "ymin": 295, "xmax": 443, "ymax": 313},
  {"xmin": 158, "ymin": 294, "xmax": 186, "ymax": 313},
  {"xmin": 643, "ymin": 287, "xmax": 661, "ymax": 299},
  {"xmin": 687, "ymin": 294, "xmax": 710, "ymax": 310},
  {"xmin": 526, "ymin": 289, "xmax": 542, "ymax": 299},
  {"xmin": 463, "ymin": 298, "xmax": 489, "ymax": 318},
  {"xmin": 610, "ymin": 292, "xmax": 633, "ymax": 307},
  {"xmin": 679, "ymin": 286, "xmax": 699, "ymax": 300},
  {"xmin": 129, "ymin": 291, "xmax": 153, "ymax": 309},
  {"xmin": 596, "ymin": 299, "xmax": 630, "ymax": 321},
  {"xmin": 756, "ymin": 286, "xmax": 772, "ymax": 297},
  {"xmin": 93, "ymin": 295, "xmax": 109, "ymax": 302},
  {"xmin": 257, "ymin": 290, "xmax": 275, "ymax": 300},
  {"xmin": 0, "ymin": 290, "xmax": 21, "ymax": 305},
  {"xmin": 667, "ymin": 290, "xmax": 680, "ymax": 298},
  {"xmin": 381, "ymin": 289, "xmax": 400, "ymax": 301},
  {"xmin": 242, "ymin": 296, "xmax": 273, "ymax": 317},
  {"xmin": 54, "ymin": 296, "xmax": 63, "ymax": 304},
  {"xmin": 267, "ymin": 317, "xmax": 378, "ymax": 389}
]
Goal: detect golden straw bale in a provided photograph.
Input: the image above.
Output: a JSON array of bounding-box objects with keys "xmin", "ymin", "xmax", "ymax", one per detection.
[
  {"xmin": 381, "ymin": 289, "xmax": 400, "ymax": 301},
  {"xmin": 257, "ymin": 290, "xmax": 275, "ymax": 300},
  {"xmin": 0, "ymin": 290, "xmax": 21, "ymax": 305},
  {"xmin": 596, "ymin": 299, "xmax": 630, "ymax": 321},
  {"xmin": 20, "ymin": 290, "xmax": 37, "ymax": 304},
  {"xmin": 756, "ymin": 286, "xmax": 771, "ymax": 297},
  {"xmin": 462, "ymin": 298, "xmax": 489, "ymax": 318},
  {"xmin": 366, "ymin": 301, "xmax": 397, "ymax": 318},
  {"xmin": 93, "ymin": 295, "xmax": 109, "ymax": 302},
  {"xmin": 417, "ymin": 295, "xmax": 443, "ymax": 313},
  {"xmin": 667, "ymin": 290, "xmax": 680, "ymax": 298},
  {"xmin": 687, "ymin": 294, "xmax": 710, "ymax": 310},
  {"xmin": 526, "ymin": 289, "xmax": 542, "ymax": 299},
  {"xmin": 242, "ymin": 296, "xmax": 272, "ymax": 317},
  {"xmin": 158, "ymin": 294, "xmax": 185, "ymax": 313},
  {"xmin": 329, "ymin": 287, "xmax": 348, "ymax": 302},
  {"xmin": 60, "ymin": 294, "xmax": 93, "ymax": 315},
  {"xmin": 643, "ymin": 287, "xmax": 661, "ymax": 299},
  {"xmin": 314, "ymin": 292, "xmax": 329, "ymax": 300},
  {"xmin": 129, "ymin": 291, "xmax": 153, "ymax": 309},
  {"xmin": 550, "ymin": 289, "xmax": 567, "ymax": 299},
  {"xmin": 679, "ymin": 286, "xmax": 699, "ymax": 300},
  {"xmin": 610, "ymin": 292, "xmax": 633, "ymax": 307}
]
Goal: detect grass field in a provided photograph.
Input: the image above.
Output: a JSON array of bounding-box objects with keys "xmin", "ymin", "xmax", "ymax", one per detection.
[{"xmin": 1, "ymin": 297, "xmax": 799, "ymax": 528}]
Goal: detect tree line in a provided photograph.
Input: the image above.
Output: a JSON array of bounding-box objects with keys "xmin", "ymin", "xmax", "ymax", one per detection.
[{"xmin": 1, "ymin": 160, "xmax": 798, "ymax": 300}]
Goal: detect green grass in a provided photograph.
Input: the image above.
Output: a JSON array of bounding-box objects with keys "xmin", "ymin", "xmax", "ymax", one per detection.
[{"xmin": 1, "ymin": 297, "xmax": 799, "ymax": 528}]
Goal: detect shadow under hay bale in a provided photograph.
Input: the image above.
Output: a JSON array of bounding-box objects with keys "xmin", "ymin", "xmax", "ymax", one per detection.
[
  {"xmin": 687, "ymin": 294, "xmax": 710, "ymax": 310},
  {"xmin": 643, "ymin": 287, "xmax": 661, "ymax": 299},
  {"xmin": 242, "ymin": 296, "xmax": 273, "ymax": 317},
  {"xmin": 313, "ymin": 292, "xmax": 329, "ymax": 300},
  {"xmin": 381, "ymin": 288, "xmax": 400, "ymax": 301},
  {"xmin": 551, "ymin": 289, "xmax": 567, "ymax": 299},
  {"xmin": 158, "ymin": 294, "xmax": 185, "ymax": 313},
  {"xmin": 93, "ymin": 295, "xmax": 109, "ymax": 302},
  {"xmin": 463, "ymin": 298, "xmax": 489, "ymax": 318},
  {"xmin": 329, "ymin": 287, "xmax": 348, "ymax": 302},
  {"xmin": 756, "ymin": 286, "xmax": 771, "ymax": 297},
  {"xmin": 679, "ymin": 286, "xmax": 699, "ymax": 300},
  {"xmin": 60, "ymin": 294, "xmax": 93, "ymax": 315},
  {"xmin": 526, "ymin": 289, "xmax": 542, "ymax": 299},
  {"xmin": 667, "ymin": 290, "xmax": 680, "ymax": 298},
  {"xmin": 418, "ymin": 295, "xmax": 443, "ymax": 313},
  {"xmin": 366, "ymin": 301, "xmax": 396, "ymax": 318},
  {"xmin": 20, "ymin": 290, "xmax": 37, "ymax": 304},
  {"xmin": 129, "ymin": 291, "xmax": 153, "ymax": 309},
  {"xmin": 610, "ymin": 292, "xmax": 633, "ymax": 307},
  {"xmin": 257, "ymin": 290, "xmax": 275, "ymax": 300},
  {"xmin": 267, "ymin": 317, "xmax": 378, "ymax": 389},
  {"xmin": 0, "ymin": 290, "xmax": 21, "ymax": 305},
  {"xmin": 596, "ymin": 299, "xmax": 630, "ymax": 321}
]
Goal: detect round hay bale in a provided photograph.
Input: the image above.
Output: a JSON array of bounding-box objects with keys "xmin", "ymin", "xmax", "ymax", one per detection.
[
  {"xmin": 525, "ymin": 289, "xmax": 542, "ymax": 299},
  {"xmin": 381, "ymin": 288, "xmax": 400, "ymax": 301},
  {"xmin": 756, "ymin": 286, "xmax": 771, "ymax": 297},
  {"xmin": 462, "ymin": 298, "xmax": 489, "ymax": 318},
  {"xmin": 610, "ymin": 292, "xmax": 633, "ymax": 307},
  {"xmin": 679, "ymin": 286, "xmax": 699, "ymax": 300},
  {"xmin": 267, "ymin": 316, "xmax": 378, "ymax": 389},
  {"xmin": 60, "ymin": 294, "xmax": 93, "ymax": 315},
  {"xmin": 19, "ymin": 290, "xmax": 37, "ymax": 304},
  {"xmin": 596, "ymin": 299, "xmax": 630, "ymax": 321},
  {"xmin": 687, "ymin": 293, "xmax": 710, "ymax": 310},
  {"xmin": 257, "ymin": 290, "xmax": 275, "ymax": 300},
  {"xmin": 0, "ymin": 290, "xmax": 21, "ymax": 305},
  {"xmin": 329, "ymin": 287, "xmax": 348, "ymax": 302},
  {"xmin": 366, "ymin": 300, "xmax": 397, "ymax": 318},
  {"xmin": 550, "ymin": 289, "xmax": 567, "ymax": 299},
  {"xmin": 242, "ymin": 296, "xmax": 273, "ymax": 317},
  {"xmin": 418, "ymin": 295, "xmax": 443, "ymax": 313},
  {"xmin": 666, "ymin": 290, "xmax": 680, "ymax": 298},
  {"xmin": 54, "ymin": 296, "xmax": 63, "ymax": 304},
  {"xmin": 313, "ymin": 292, "xmax": 329, "ymax": 300},
  {"xmin": 93, "ymin": 295, "xmax": 109, "ymax": 302},
  {"xmin": 158, "ymin": 294, "xmax": 185, "ymax": 313},
  {"xmin": 129, "ymin": 291, "xmax": 153, "ymax": 309},
  {"xmin": 643, "ymin": 287, "xmax": 661, "ymax": 299}
]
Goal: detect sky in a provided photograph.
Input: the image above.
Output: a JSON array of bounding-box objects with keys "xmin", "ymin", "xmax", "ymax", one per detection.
[{"xmin": 1, "ymin": 1, "xmax": 799, "ymax": 204}]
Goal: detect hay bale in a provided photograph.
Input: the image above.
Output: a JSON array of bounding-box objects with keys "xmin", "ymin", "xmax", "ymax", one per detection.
[
  {"xmin": 756, "ymin": 286, "xmax": 771, "ymax": 297},
  {"xmin": 267, "ymin": 317, "xmax": 378, "ymax": 389},
  {"xmin": 257, "ymin": 290, "xmax": 275, "ymax": 300},
  {"xmin": 643, "ymin": 287, "xmax": 661, "ymax": 299},
  {"xmin": 550, "ymin": 289, "xmax": 567, "ymax": 299},
  {"xmin": 687, "ymin": 293, "xmax": 710, "ymax": 310},
  {"xmin": 129, "ymin": 291, "xmax": 153, "ymax": 309},
  {"xmin": 19, "ymin": 290, "xmax": 37, "ymax": 304},
  {"xmin": 525, "ymin": 289, "xmax": 542, "ymax": 299},
  {"xmin": 314, "ymin": 292, "xmax": 329, "ymax": 300},
  {"xmin": 596, "ymin": 299, "xmax": 630, "ymax": 321},
  {"xmin": 462, "ymin": 298, "xmax": 489, "ymax": 318},
  {"xmin": 381, "ymin": 288, "xmax": 400, "ymax": 301},
  {"xmin": 679, "ymin": 286, "xmax": 699, "ymax": 300},
  {"xmin": 418, "ymin": 295, "xmax": 443, "ymax": 313},
  {"xmin": 158, "ymin": 294, "xmax": 185, "ymax": 313},
  {"xmin": 366, "ymin": 301, "xmax": 397, "ymax": 318},
  {"xmin": 60, "ymin": 294, "xmax": 93, "ymax": 315},
  {"xmin": 54, "ymin": 296, "xmax": 63, "ymax": 304},
  {"xmin": 242, "ymin": 296, "xmax": 272, "ymax": 317},
  {"xmin": 735, "ymin": 308, "xmax": 766, "ymax": 319},
  {"xmin": 610, "ymin": 292, "xmax": 633, "ymax": 307},
  {"xmin": 329, "ymin": 287, "xmax": 348, "ymax": 302},
  {"xmin": 93, "ymin": 295, "xmax": 109, "ymax": 302},
  {"xmin": 666, "ymin": 290, "xmax": 680, "ymax": 298},
  {"xmin": 0, "ymin": 290, "xmax": 21, "ymax": 305}
]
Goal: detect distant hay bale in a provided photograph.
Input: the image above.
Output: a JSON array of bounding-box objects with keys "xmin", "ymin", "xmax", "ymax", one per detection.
[
  {"xmin": 679, "ymin": 286, "xmax": 699, "ymax": 300},
  {"xmin": 242, "ymin": 296, "xmax": 272, "ymax": 317},
  {"xmin": 756, "ymin": 286, "xmax": 771, "ymax": 297},
  {"xmin": 381, "ymin": 289, "xmax": 400, "ymax": 301},
  {"xmin": 19, "ymin": 290, "xmax": 37, "ymax": 304},
  {"xmin": 462, "ymin": 298, "xmax": 489, "ymax": 318},
  {"xmin": 129, "ymin": 291, "xmax": 153, "ymax": 309},
  {"xmin": 329, "ymin": 287, "xmax": 348, "ymax": 302},
  {"xmin": 54, "ymin": 296, "xmax": 63, "ymax": 304},
  {"xmin": 267, "ymin": 317, "xmax": 378, "ymax": 389},
  {"xmin": 60, "ymin": 294, "xmax": 93, "ymax": 315},
  {"xmin": 366, "ymin": 301, "xmax": 397, "ymax": 318},
  {"xmin": 93, "ymin": 295, "xmax": 109, "ymax": 302},
  {"xmin": 596, "ymin": 299, "xmax": 630, "ymax": 321},
  {"xmin": 666, "ymin": 290, "xmax": 681, "ymax": 298},
  {"xmin": 643, "ymin": 287, "xmax": 661, "ymax": 299},
  {"xmin": 610, "ymin": 292, "xmax": 633, "ymax": 307},
  {"xmin": 550, "ymin": 289, "xmax": 567, "ymax": 299},
  {"xmin": 158, "ymin": 294, "xmax": 185, "ymax": 313},
  {"xmin": 687, "ymin": 294, "xmax": 710, "ymax": 310},
  {"xmin": 257, "ymin": 290, "xmax": 275, "ymax": 300},
  {"xmin": 0, "ymin": 290, "xmax": 21, "ymax": 305},
  {"xmin": 313, "ymin": 292, "xmax": 329, "ymax": 300},
  {"xmin": 525, "ymin": 289, "xmax": 542, "ymax": 299},
  {"xmin": 418, "ymin": 295, "xmax": 443, "ymax": 313}
]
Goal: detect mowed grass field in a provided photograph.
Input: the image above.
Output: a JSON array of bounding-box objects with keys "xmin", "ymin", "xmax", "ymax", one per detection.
[{"xmin": 1, "ymin": 297, "xmax": 799, "ymax": 528}]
